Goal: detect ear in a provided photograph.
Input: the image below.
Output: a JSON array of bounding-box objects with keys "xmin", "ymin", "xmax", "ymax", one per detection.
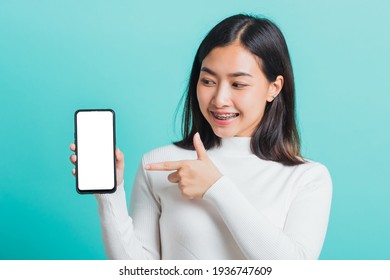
[{"xmin": 266, "ymin": 75, "xmax": 284, "ymax": 102}]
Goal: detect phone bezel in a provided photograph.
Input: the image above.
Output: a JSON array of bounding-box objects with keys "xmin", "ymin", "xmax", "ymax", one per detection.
[{"xmin": 74, "ymin": 109, "xmax": 117, "ymax": 194}]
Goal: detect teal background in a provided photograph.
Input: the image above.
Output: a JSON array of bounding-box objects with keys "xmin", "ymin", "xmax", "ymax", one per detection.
[{"xmin": 0, "ymin": 0, "xmax": 389, "ymax": 259}]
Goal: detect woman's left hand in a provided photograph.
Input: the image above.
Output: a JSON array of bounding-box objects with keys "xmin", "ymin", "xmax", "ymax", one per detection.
[{"xmin": 145, "ymin": 132, "xmax": 222, "ymax": 199}]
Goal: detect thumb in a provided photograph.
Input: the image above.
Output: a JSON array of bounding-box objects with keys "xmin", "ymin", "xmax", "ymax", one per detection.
[
  {"xmin": 115, "ymin": 148, "xmax": 125, "ymax": 169},
  {"xmin": 193, "ymin": 132, "xmax": 208, "ymax": 160}
]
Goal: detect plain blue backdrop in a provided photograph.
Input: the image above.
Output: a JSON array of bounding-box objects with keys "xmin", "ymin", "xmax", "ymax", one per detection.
[{"xmin": 0, "ymin": 0, "xmax": 389, "ymax": 259}]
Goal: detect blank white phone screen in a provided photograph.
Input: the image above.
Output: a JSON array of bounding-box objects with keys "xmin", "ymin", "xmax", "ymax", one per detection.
[{"xmin": 76, "ymin": 111, "xmax": 115, "ymax": 191}]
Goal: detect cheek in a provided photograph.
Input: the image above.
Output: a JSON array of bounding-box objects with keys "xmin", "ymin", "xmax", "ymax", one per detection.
[
  {"xmin": 237, "ymin": 92, "xmax": 266, "ymax": 110},
  {"xmin": 236, "ymin": 92, "xmax": 268, "ymax": 119},
  {"xmin": 196, "ymin": 86, "xmax": 210, "ymax": 111}
]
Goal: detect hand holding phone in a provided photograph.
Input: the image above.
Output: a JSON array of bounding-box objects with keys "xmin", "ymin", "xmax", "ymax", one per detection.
[{"xmin": 74, "ymin": 109, "xmax": 117, "ymax": 194}]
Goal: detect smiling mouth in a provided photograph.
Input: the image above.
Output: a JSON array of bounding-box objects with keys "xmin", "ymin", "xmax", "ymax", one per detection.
[{"xmin": 211, "ymin": 111, "xmax": 240, "ymax": 120}]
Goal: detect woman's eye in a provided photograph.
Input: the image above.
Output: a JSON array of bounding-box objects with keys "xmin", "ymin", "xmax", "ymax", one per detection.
[
  {"xmin": 232, "ymin": 82, "xmax": 247, "ymax": 88},
  {"xmin": 201, "ymin": 78, "xmax": 215, "ymax": 86}
]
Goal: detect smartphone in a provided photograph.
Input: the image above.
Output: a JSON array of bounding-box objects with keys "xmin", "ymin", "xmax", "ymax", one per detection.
[{"xmin": 74, "ymin": 109, "xmax": 117, "ymax": 194}]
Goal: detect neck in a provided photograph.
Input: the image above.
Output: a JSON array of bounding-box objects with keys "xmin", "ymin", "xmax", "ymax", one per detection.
[{"xmin": 216, "ymin": 137, "xmax": 252, "ymax": 155}]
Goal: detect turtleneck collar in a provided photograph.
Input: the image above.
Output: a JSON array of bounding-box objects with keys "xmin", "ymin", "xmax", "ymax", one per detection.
[{"xmin": 215, "ymin": 137, "xmax": 253, "ymax": 155}]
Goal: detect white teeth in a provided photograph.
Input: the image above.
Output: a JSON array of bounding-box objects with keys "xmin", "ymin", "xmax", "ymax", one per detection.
[{"xmin": 212, "ymin": 112, "xmax": 239, "ymax": 120}]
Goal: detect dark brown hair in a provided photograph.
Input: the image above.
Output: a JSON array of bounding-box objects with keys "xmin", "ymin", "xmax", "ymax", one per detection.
[{"xmin": 174, "ymin": 14, "xmax": 304, "ymax": 166}]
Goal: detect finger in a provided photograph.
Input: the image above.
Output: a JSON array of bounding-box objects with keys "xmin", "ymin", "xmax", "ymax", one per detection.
[
  {"xmin": 115, "ymin": 148, "xmax": 123, "ymax": 160},
  {"xmin": 145, "ymin": 161, "xmax": 183, "ymax": 171},
  {"xmin": 115, "ymin": 148, "xmax": 124, "ymax": 161},
  {"xmin": 70, "ymin": 143, "xmax": 76, "ymax": 151},
  {"xmin": 115, "ymin": 148, "xmax": 124, "ymax": 169},
  {"xmin": 167, "ymin": 171, "xmax": 180, "ymax": 183},
  {"xmin": 193, "ymin": 132, "xmax": 208, "ymax": 160},
  {"xmin": 72, "ymin": 168, "xmax": 76, "ymax": 176},
  {"xmin": 70, "ymin": 154, "xmax": 77, "ymax": 164}
]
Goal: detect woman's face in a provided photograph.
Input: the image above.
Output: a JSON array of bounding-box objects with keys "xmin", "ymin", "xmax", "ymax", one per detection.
[{"xmin": 197, "ymin": 42, "xmax": 283, "ymax": 138}]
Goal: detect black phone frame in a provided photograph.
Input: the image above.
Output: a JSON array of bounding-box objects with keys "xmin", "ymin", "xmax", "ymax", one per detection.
[{"xmin": 74, "ymin": 109, "xmax": 117, "ymax": 194}]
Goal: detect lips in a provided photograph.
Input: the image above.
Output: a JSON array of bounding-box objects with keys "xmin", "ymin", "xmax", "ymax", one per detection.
[{"xmin": 210, "ymin": 111, "xmax": 239, "ymax": 120}]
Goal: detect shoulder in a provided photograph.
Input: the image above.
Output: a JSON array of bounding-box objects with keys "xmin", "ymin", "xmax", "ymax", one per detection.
[
  {"xmin": 292, "ymin": 160, "xmax": 333, "ymax": 193},
  {"xmin": 141, "ymin": 144, "xmax": 197, "ymax": 165},
  {"xmin": 295, "ymin": 160, "xmax": 330, "ymax": 176}
]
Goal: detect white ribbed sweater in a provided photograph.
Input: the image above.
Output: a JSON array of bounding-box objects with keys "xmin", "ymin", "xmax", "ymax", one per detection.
[{"xmin": 95, "ymin": 137, "xmax": 332, "ymax": 259}]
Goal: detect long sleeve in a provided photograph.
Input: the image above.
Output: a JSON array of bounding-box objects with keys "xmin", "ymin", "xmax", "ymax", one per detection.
[
  {"xmin": 203, "ymin": 163, "xmax": 332, "ymax": 259},
  {"xmin": 94, "ymin": 140, "xmax": 333, "ymax": 260},
  {"xmin": 95, "ymin": 158, "xmax": 161, "ymax": 259}
]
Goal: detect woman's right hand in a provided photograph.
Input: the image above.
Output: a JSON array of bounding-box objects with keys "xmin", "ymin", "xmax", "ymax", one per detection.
[{"xmin": 69, "ymin": 143, "xmax": 125, "ymax": 186}]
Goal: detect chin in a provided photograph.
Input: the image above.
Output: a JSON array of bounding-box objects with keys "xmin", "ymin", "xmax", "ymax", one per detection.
[{"xmin": 211, "ymin": 127, "xmax": 235, "ymax": 138}]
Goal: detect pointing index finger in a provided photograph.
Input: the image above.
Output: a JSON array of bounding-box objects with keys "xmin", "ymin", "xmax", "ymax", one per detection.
[{"xmin": 145, "ymin": 161, "xmax": 183, "ymax": 171}]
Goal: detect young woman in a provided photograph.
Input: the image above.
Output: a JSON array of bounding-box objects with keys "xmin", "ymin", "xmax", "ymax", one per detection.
[{"xmin": 70, "ymin": 14, "xmax": 332, "ymax": 259}]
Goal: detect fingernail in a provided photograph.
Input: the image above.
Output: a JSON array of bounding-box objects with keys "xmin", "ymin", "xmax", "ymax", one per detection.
[{"xmin": 145, "ymin": 164, "xmax": 150, "ymax": 170}]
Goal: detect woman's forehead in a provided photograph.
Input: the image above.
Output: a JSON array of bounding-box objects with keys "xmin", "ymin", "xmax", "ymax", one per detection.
[{"xmin": 201, "ymin": 44, "xmax": 263, "ymax": 76}]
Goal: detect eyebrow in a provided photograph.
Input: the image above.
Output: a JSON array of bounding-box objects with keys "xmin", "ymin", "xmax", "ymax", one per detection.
[{"xmin": 200, "ymin": 67, "xmax": 253, "ymax": 78}]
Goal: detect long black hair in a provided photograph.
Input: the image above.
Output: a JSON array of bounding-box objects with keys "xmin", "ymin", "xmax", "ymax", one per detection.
[{"xmin": 174, "ymin": 14, "xmax": 304, "ymax": 166}]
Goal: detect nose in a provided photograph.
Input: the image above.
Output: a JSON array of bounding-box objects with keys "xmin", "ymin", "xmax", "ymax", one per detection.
[{"xmin": 212, "ymin": 83, "xmax": 231, "ymax": 108}]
